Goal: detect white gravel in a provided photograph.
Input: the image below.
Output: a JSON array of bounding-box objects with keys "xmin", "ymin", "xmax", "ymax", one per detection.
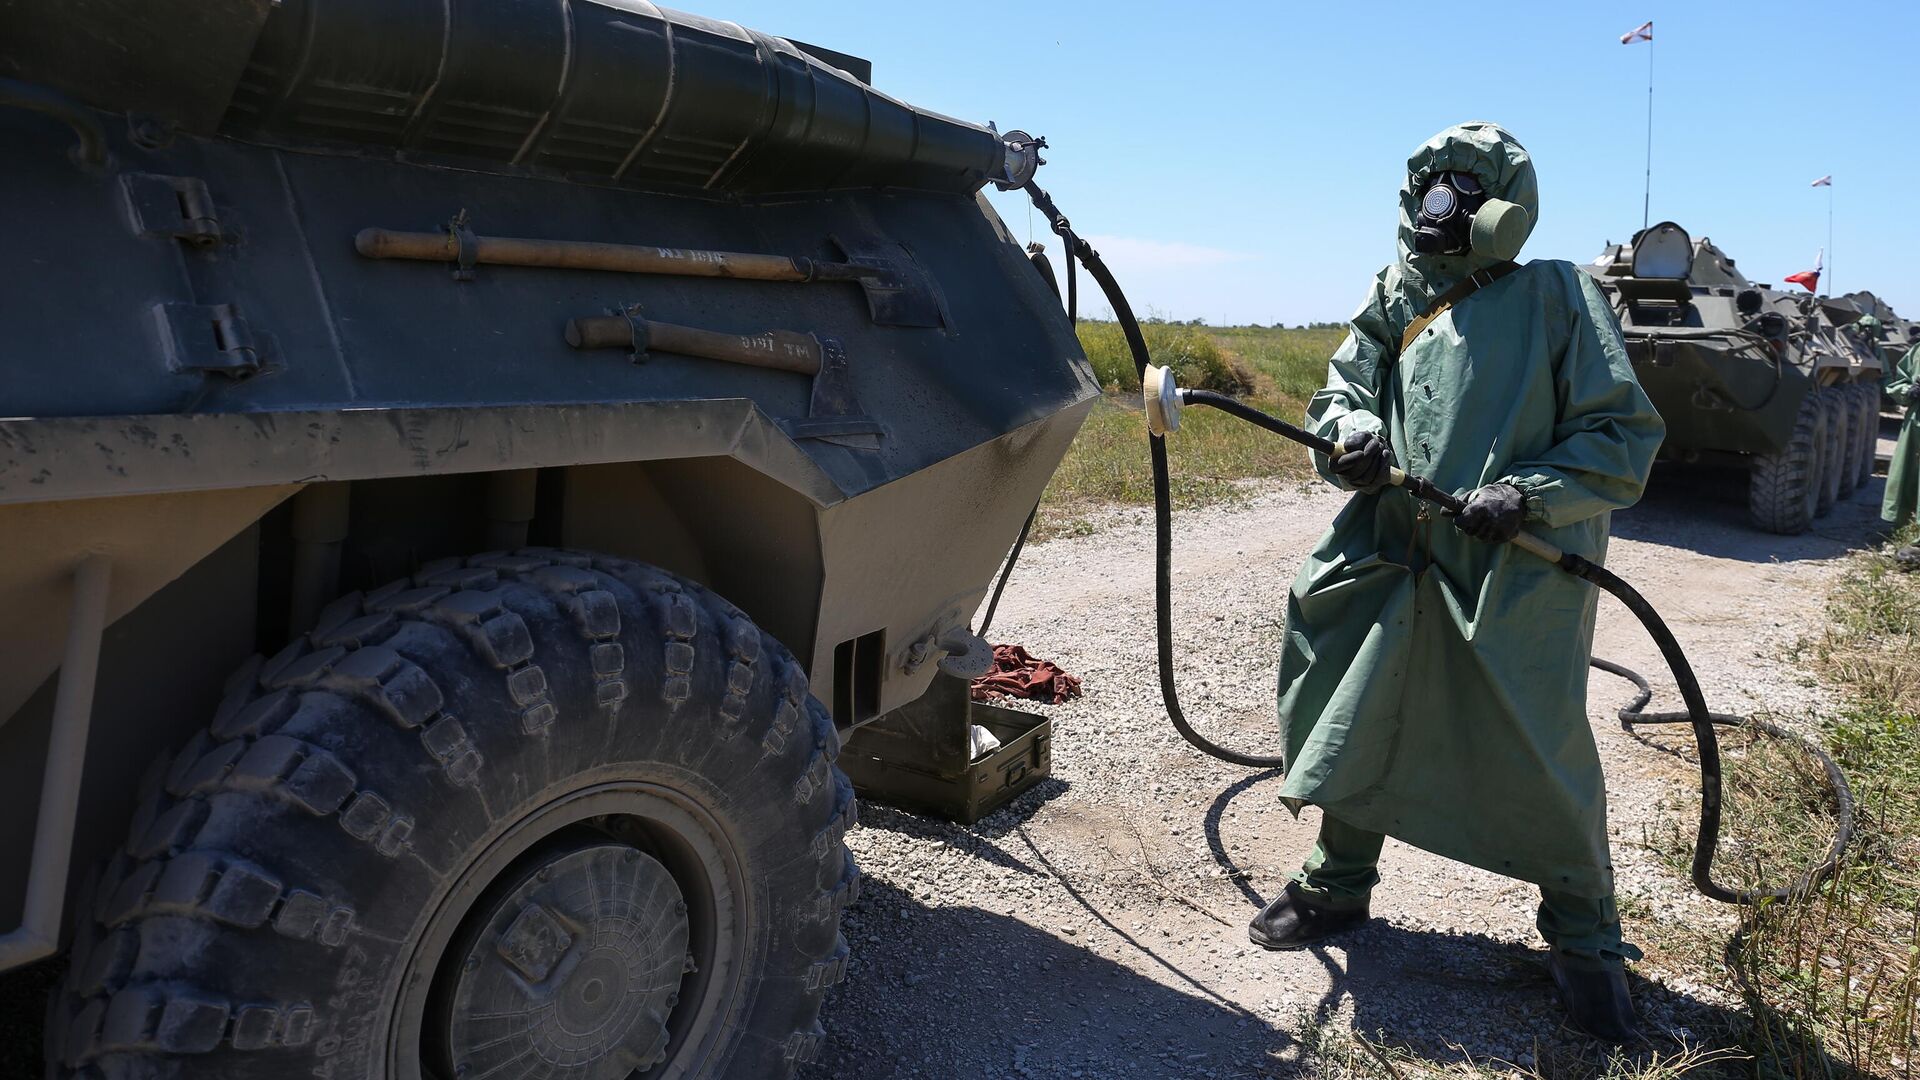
[{"xmin": 803, "ymin": 463, "xmax": 1891, "ymax": 1080}]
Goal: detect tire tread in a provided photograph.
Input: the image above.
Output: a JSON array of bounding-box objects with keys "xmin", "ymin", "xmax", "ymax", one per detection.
[{"xmin": 49, "ymin": 548, "xmax": 853, "ymax": 1079}]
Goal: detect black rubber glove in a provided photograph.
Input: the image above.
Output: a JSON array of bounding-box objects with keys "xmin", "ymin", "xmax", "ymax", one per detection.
[
  {"xmin": 1906, "ymin": 383, "xmax": 1920, "ymax": 405},
  {"xmin": 1453, "ymin": 482, "xmax": 1528, "ymax": 544},
  {"xmin": 1330, "ymin": 431, "xmax": 1393, "ymax": 492}
]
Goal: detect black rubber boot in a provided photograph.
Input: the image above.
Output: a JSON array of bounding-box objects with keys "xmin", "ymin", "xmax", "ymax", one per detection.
[
  {"xmin": 1548, "ymin": 947, "xmax": 1641, "ymax": 1043},
  {"xmin": 1248, "ymin": 882, "xmax": 1369, "ymax": 950}
]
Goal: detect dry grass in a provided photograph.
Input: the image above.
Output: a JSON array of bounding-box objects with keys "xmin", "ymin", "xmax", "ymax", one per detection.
[
  {"xmin": 1810, "ymin": 539, "xmax": 1920, "ymax": 718},
  {"xmin": 1076, "ymin": 319, "xmax": 1256, "ymax": 394},
  {"xmin": 1642, "ymin": 527, "xmax": 1920, "ymax": 1080},
  {"xmin": 1297, "ymin": 1019, "xmax": 1748, "ymax": 1080},
  {"xmin": 1034, "ymin": 325, "xmax": 1346, "ymax": 539}
]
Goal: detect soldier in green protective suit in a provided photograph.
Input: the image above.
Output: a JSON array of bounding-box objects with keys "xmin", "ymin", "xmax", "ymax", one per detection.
[
  {"xmin": 1248, "ymin": 123, "xmax": 1665, "ymax": 1042},
  {"xmin": 1856, "ymin": 315, "xmax": 1886, "ymax": 391},
  {"xmin": 1885, "ymin": 341, "xmax": 1919, "ymax": 531}
]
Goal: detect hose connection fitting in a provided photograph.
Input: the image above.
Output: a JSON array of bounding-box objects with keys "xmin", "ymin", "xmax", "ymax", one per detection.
[{"xmin": 1143, "ymin": 364, "xmax": 1185, "ymax": 436}]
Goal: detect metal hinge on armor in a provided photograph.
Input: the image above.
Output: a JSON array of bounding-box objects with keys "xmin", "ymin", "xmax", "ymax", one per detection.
[
  {"xmin": 152, "ymin": 302, "xmax": 262, "ymax": 376},
  {"xmin": 122, "ymin": 173, "xmax": 225, "ymax": 247}
]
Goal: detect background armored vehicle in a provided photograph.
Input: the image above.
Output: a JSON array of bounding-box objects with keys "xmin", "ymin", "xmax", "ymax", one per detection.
[
  {"xmin": 1584, "ymin": 222, "xmax": 1882, "ymax": 534},
  {"xmin": 1841, "ymin": 290, "xmax": 1918, "ymax": 407},
  {"xmin": 1842, "ymin": 290, "xmax": 1915, "ymax": 360},
  {"xmin": 0, "ymin": 1, "xmax": 1093, "ymax": 1075}
]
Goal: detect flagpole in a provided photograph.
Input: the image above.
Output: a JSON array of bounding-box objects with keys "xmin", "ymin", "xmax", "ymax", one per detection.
[
  {"xmin": 1825, "ymin": 181, "xmax": 1833, "ymax": 297},
  {"xmin": 1642, "ymin": 35, "xmax": 1654, "ymax": 231}
]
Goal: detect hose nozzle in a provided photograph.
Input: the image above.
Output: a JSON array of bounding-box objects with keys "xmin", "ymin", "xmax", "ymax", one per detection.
[{"xmin": 1144, "ymin": 364, "xmax": 1184, "ymax": 436}]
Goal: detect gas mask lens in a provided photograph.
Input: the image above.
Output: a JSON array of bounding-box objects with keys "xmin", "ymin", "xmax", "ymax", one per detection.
[
  {"xmin": 1412, "ymin": 171, "xmax": 1486, "ymax": 255},
  {"xmin": 1420, "ymin": 185, "xmax": 1458, "ymax": 220}
]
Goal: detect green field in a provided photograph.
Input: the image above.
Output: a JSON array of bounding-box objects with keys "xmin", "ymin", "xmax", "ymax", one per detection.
[{"xmin": 1035, "ymin": 322, "xmax": 1346, "ymax": 539}]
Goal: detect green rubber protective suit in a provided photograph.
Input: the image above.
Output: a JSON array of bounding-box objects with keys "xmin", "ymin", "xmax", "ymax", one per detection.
[
  {"xmin": 1275, "ymin": 123, "xmax": 1666, "ymax": 900},
  {"xmin": 1885, "ymin": 343, "xmax": 1918, "ymax": 530}
]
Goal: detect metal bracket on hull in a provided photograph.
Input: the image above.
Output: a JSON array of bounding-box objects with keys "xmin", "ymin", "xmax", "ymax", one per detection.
[
  {"xmin": 0, "ymin": 554, "xmax": 111, "ymax": 971},
  {"xmin": 153, "ymin": 302, "xmax": 263, "ymax": 376},
  {"xmin": 122, "ymin": 173, "xmax": 225, "ymax": 247}
]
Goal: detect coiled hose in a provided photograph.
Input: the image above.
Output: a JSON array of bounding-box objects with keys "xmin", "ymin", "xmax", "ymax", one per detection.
[{"xmin": 1022, "ymin": 180, "xmax": 1852, "ymax": 906}]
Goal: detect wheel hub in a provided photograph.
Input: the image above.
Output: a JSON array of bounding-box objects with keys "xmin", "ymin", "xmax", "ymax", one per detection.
[{"xmin": 445, "ymin": 842, "xmax": 692, "ymax": 1079}]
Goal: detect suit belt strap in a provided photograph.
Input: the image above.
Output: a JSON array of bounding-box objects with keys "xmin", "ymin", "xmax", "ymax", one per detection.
[{"xmin": 1398, "ymin": 260, "xmax": 1521, "ymax": 355}]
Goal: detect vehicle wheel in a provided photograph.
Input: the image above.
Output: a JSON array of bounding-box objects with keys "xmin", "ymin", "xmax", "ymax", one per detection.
[
  {"xmin": 1749, "ymin": 392, "xmax": 1829, "ymax": 534},
  {"xmin": 45, "ymin": 549, "xmax": 858, "ymax": 1080},
  {"xmin": 1814, "ymin": 388, "xmax": 1846, "ymax": 514},
  {"xmin": 1833, "ymin": 386, "xmax": 1863, "ymax": 498},
  {"xmin": 1855, "ymin": 383, "xmax": 1881, "ymax": 489}
]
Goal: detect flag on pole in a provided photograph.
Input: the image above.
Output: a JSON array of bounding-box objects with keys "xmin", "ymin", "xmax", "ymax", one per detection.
[
  {"xmin": 1810, "ymin": 175, "xmax": 1832, "ymax": 187},
  {"xmin": 1620, "ymin": 21, "xmax": 1653, "ymax": 44},
  {"xmin": 1784, "ymin": 249, "xmax": 1823, "ymax": 293}
]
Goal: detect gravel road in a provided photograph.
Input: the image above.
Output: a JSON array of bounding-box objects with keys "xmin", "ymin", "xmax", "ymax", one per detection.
[{"xmin": 803, "ymin": 458, "xmax": 1895, "ymax": 1080}]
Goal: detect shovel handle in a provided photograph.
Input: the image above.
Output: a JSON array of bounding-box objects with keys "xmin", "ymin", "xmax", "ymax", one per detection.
[
  {"xmin": 358, "ymin": 227, "xmax": 813, "ymax": 282},
  {"xmin": 566, "ymin": 315, "xmax": 821, "ymax": 376}
]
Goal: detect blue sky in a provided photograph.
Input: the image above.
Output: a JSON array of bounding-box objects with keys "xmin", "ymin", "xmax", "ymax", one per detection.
[{"xmin": 717, "ymin": 1, "xmax": 1915, "ymax": 327}]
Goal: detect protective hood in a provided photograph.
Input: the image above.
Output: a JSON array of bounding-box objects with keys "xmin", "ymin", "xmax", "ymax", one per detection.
[{"xmin": 1393, "ymin": 122, "xmax": 1540, "ymax": 312}]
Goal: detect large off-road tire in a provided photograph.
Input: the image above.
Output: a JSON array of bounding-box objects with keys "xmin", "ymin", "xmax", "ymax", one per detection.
[
  {"xmin": 1854, "ymin": 383, "xmax": 1881, "ymax": 489},
  {"xmin": 45, "ymin": 549, "xmax": 858, "ymax": 1080},
  {"xmin": 1834, "ymin": 386, "xmax": 1864, "ymax": 499},
  {"xmin": 1814, "ymin": 388, "xmax": 1847, "ymax": 514},
  {"xmin": 1749, "ymin": 392, "xmax": 1829, "ymax": 534}
]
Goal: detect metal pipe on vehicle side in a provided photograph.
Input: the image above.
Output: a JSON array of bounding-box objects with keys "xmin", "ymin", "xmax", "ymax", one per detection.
[
  {"xmin": 0, "ymin": 76, "xmax": 109, "ymax": 170},
  {"xmin": 566, "ymin": 315, "xmax": 823, "ymax": 376},
  {"xmin": 355, "ymin": 228, "xmax": 878, "ymax": 284},
  {"xmin": 0, "ymin": 554, "xmax": 111, "ymax": 970},
  {"xmin": 1627, "ymin": 327, "xmax": 1775, "ymax": 344}
]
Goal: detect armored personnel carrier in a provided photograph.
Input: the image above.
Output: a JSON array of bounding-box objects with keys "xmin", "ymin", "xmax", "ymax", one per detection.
[
  {"xmin": 1584, "ymin": 223, "xmax": 1881, "ymax": 534},
  {"xmin": 0, "ymin": 2, "xmax": 1093, "ymax": 1076},
  {"xmin": 1842, "ymin": 291, "xmax": 1915, "ymax": 360},
  {"xmin": 1841, "ymin": 291, "xmax": 1918, "ymax": 407}
]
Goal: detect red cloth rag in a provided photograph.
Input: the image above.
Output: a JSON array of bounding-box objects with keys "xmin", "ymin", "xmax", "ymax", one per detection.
[{"xmin": 970, "ymin": 644, "xmax": 1083, "ymax": 705}]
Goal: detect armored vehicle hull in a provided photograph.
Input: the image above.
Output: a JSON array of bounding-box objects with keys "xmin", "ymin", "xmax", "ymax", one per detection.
[
  {"xmin": 0, "ymin": 2, "xmax": 1096, "ymax": 1076},
  {"xmin": 1584, "ymin": 223, "xmax": 1881, "ymax": 534}
]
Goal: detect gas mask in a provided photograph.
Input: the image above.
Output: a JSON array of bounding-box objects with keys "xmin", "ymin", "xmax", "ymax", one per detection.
[
  {"xmin": 1410, "ymin": 171, "xmax": 1534, "ymax": 261},
  {"xmin": 1412, "ymin": 172, "xmax": 1487, "ymax": 255}
]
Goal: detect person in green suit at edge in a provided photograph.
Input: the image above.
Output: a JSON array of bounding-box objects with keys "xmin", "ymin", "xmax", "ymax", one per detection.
[
  {"xmin": 1884, "ymin": 334, "xmax": 1919, "ymax": 537},
  {"xmin": 1249, "ymin": 122, "xmax": 1667, "ymax": 1043},
  {"xmin": 1853, "ymin": 315, "xmax": 1886, "ymax": 402}
]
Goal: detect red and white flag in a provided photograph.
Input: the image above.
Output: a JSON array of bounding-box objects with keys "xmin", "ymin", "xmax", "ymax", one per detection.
[
  {"xmin": 1784, "ymin": 249, "xmax": 1823, "ymax": 293},
  {"xmin": 1620, "ymin": 21, "xmax": 1653, "ymax": 44},
  {"xmin": 1810, "ymin": 175, "xmax": 1832, "ymax": 187}
]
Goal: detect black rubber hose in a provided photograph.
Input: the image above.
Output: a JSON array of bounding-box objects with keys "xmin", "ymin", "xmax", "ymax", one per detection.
[
  {"xmin": 975, "ymin": 237, "xmax": 1069, "ymax": 643},
  {"xmin": 0, "ymin": 76, "xmax": 109, "ymax": 170},
  {"xmin": 977, "ymin": 503, "xmax": 1037, "ymax": 640},
  {"xmin": 1177, "ymin": 391, "xmax": 1853, "ymax": 905},
  {"xmin": 1566, "ymin": 563, "xmax": 1852, "ymax": 904},
  {"xmin": 1028, "ymin": 181, "xmax": 1286, "ymax": 768},
  {"xmin": 1589, "ymin": 654, "xmax": 1853, "ymax": 904},
  {"xmin": 1024, "ymin": 180, "xmax": 1851, "ymax": 902}
]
